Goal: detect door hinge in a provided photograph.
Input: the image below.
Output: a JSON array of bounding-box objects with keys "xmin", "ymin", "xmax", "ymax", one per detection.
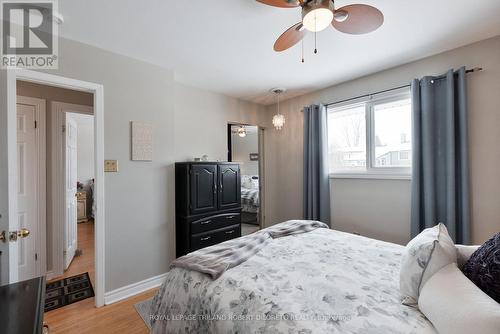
[
  {"xmin": 34, "ymin": 120, "xmax": 37, "ymax": 129},
  {"xmin": 35, "ymin": 253, "xmax": 38, "ymax": 261},
  {"xmin": 62, "ymin": 124, "xmax": 66, "ymax": 133}
]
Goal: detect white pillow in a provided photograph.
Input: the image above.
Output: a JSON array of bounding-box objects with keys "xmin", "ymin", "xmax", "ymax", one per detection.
[
  {"xmin": 400, "ymin": 223, "xmax": 457, "ymax": 305},
  {"xmin": 241, "ymin": 176, "xmax": 253, "ymax": 189},
  {"xmin": 419, "ymin": 263, "xmax": 500, "ymax": 334}
]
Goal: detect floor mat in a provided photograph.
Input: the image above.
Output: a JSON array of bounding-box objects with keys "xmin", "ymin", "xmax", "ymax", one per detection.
[
  {"xmin": 44, "ymin": 272, "xmax": 94, "ymax": 312},
  {"xmin": 134, "ymin": 298, "xmax": 153, "ymax": 330}
]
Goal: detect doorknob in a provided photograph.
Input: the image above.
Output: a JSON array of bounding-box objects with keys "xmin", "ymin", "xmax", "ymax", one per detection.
[
  {"xmin": 8, "ymin": 228, "xmax": 30, "ymax": 242},
  {"xmin": 0, "ymin": 231, "xmax": 5, "ymax": 243}
]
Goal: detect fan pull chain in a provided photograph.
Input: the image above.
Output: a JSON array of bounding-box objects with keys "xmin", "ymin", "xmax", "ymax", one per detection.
[
  {"xmin": 301, "ymin": 39, "xmax": 305, "ymax": 63},
  {"xmin": 314, "ymin": 30, "xmax": 317, "ymax": 54},
  {"xmin": 314, "ymin": 14, "xmax": 318, "ymax": 54}
]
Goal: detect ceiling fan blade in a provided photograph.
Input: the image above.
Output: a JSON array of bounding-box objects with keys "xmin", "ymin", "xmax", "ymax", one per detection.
[
  {"xmin": 274, "ymin": 22, "xmax": 306, "ymax": 52},
  {"xmin": 256, "ymin": 0, "xmax": 301, "ymax": 8},
  {"xmin": 332, "ymin": 4, "xmax": 384, "ymax": 35}
]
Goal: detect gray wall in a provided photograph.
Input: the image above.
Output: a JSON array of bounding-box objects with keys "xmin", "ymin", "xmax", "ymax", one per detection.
[
  {"xmin": 3, "ymin": 38, "xmax": 265, "ymax": 292},
  {"xmin": 262, "ymin": 35, "xmax": 500, "ymax": 245},
  {"xmin": 173, "ymin": 84, "xmax": 263, "ymax": 162}
]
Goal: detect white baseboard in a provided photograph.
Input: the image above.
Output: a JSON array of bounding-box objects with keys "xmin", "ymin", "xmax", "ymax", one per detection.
[{"xmin": 104, "ymin": 272, "xmax": 167, "ymax": 305}]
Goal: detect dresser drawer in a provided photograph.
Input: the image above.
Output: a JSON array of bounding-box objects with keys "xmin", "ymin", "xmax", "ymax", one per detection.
[
  {"xmin": 190, "ymin": 212, "xmax": 241, "ymax": 234},
  {"xmin": 190, "ymin": 224, "xmax": 241, "ymax": 252}
]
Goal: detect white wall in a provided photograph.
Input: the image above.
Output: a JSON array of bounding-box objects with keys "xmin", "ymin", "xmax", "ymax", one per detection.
[
  {"xmin": 262, "ymin": 35, "xmax": 500, "ymax": 245},
  {"xmin": 67, "ymin": 113, "xmax": 95, "ymax": 185}
]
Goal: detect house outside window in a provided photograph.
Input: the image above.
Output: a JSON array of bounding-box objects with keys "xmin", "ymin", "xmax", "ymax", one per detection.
[{"xmin": 327, "ymin": 88, "xmax": 412, "ymax": 178}]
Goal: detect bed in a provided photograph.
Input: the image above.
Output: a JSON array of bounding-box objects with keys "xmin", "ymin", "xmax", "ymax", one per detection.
[
  {"xmin": 241, "ymin": 175, "xmax": 260, "ymax": 225},
  {"xmin": 241, "ymin": 187, "xmax": 259, "ymax": 213},
  {"xmin": 150, "ymin": 223, "xmax": 435, "ymax": 333}
]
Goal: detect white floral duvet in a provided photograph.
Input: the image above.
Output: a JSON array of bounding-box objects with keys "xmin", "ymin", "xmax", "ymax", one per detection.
[{"xmin": 151, "ymin": 228, "xmax": 436, "ymax": 334}]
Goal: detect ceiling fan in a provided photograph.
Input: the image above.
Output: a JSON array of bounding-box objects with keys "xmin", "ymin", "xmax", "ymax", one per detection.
[{"xmin": 256, "ymin": 0, "xmax": 384, "ymax": 53}]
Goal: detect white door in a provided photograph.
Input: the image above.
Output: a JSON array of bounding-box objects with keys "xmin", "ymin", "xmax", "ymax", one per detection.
[
  {"xmin": 64, "ymin": 115, "xmax": 78, "ymax": 270},
  {"xmin": 16, "ymin": 103, "xmax": 39, "ymax": 280}
]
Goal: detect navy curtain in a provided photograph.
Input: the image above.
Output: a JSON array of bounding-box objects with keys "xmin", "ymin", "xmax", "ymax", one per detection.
[
  {"xmin": 411, "ymin": 67, "xmax": 471, "ymax": 244},
  {"xmin": 303, "ymin": 104, "xmax": 330, "ymax": 226}
]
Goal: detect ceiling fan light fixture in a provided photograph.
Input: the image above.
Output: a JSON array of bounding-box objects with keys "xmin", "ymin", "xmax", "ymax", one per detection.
[
  {"xmin": 237, "ymin": 126, "xmax": 247, "ymax": 137},
  {"xmin": 302, "ymin": 0, "xmax": 334, "ymax": 32}
]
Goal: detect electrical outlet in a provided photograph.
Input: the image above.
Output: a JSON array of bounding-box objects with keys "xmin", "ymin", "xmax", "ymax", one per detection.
[{"xmin": 104, "ymin": 160, "xmax": 118, "ymax": 172}]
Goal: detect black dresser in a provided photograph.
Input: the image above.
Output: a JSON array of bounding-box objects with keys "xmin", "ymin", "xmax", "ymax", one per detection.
[
  {"xmin": 175, "ymin": 162, "xmax": 242, "ymax": 257},
  {"xmin": 0, "ymin": 277, "xmax": 46, "ymax": 334}
]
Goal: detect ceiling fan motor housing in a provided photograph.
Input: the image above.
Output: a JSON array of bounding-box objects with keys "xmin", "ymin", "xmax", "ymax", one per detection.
[{"xmin": 302, "ymin": 0, "xmax": 335, "ymax": 32}]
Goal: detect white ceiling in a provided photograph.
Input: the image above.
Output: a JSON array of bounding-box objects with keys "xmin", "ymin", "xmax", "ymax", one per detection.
[{"xmin": 58, "ymin": 0, "xmax": 500, "ymax": 105}]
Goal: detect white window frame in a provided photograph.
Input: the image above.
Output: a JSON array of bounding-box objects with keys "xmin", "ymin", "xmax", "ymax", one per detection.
[
  {"xmin": 328, "ymin": 88, "xmax": 412, "ymax": 180},
  {"xmin": 398, "ymin": 151, "xmax": 410, "ymax": 161}
]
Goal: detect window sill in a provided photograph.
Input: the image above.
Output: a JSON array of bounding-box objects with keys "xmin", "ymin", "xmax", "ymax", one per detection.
[{"xmin": 329, "ymin": 173, "xmax": 411, "ymax": 180}]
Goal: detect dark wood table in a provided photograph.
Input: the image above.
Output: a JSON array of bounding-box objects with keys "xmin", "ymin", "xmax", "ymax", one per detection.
[{"xmin": 0, "ymin": 276, "xmax": 46, "ymax": 334}]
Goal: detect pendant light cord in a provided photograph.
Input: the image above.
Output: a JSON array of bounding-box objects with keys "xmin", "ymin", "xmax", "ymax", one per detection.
[{"xmin": 277, "ymin": 91, "xmax": 280, "ymax": 115}]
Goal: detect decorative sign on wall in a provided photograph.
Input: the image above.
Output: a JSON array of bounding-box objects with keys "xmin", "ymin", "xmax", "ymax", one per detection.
[{"xmin": 131, "ymin": 121, "xmax": 153, "ymax": 161}]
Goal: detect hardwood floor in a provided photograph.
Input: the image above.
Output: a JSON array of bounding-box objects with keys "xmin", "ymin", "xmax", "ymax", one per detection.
[
  {"xmin": 44, "ymin": 220, "xmax": 156, "ymax": 333},
  {"xmin": 44, "ymin": 288, "xmax": 157, "ymax": 334},
  {"xmin": 49, "ymin": 220, "xmax": 95, "ymax": 285}
]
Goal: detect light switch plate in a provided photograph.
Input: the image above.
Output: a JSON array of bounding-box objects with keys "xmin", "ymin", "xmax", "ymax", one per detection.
[{"xmin": 104, "ymin": 160, "xmax": 118, "ymax": 172}]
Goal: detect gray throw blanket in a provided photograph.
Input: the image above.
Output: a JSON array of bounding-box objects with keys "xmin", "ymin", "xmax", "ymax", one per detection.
[{"xmin": 170, "ymin": 220, "xmax": 328, "ymax": 279}]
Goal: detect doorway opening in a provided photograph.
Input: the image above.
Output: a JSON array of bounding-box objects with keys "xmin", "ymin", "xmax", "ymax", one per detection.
[
  {"xmin": 227, "ymin": 124, "xmax": 265, "ymax": 235},
  {"xmin": 16, "ymin": 80, "xmax": 96, "ymax": 310},
  {"xmin": 4, "ymin": 70, "xmax": 105, "ymax": 307}
]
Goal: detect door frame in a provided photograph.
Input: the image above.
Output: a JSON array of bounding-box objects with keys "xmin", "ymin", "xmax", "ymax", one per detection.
[
  {"xmin": 49, "ymin": 102, "xmax": 93, "ymax": 280},
  {"xmin": 5, "ymin": 69, "xmax": 105, "ymax": 307},
  {"xmin": 227, "ymin": 123, "xmax": 266, "ymax": 229},
  {"xmin": 16, "ymin": 96, "xmax": 47, "ymax": 280},
  {"xmin": 257, "ymin": 127, "xmax": 265, "ymax": 229}
]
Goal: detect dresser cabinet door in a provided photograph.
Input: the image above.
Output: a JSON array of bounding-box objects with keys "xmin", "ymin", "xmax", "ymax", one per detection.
[
  {"xmin": 218, "ymin": 164, "xmax": 241, "ymax": 210},
  {"xmin": 190, "ymin": 165, "xmax": 217, "ymax": 215}
]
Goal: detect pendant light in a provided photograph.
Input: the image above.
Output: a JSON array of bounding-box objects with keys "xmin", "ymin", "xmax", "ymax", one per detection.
[{"xmin": 271, "ymin": 88, "xmax": 286, "ymax": 131}]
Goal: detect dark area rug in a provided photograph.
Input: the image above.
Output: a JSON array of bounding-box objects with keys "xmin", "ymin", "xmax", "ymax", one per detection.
[{"xmin": 44, "ymin": 272, "xmax": 94, "ymax": 312}]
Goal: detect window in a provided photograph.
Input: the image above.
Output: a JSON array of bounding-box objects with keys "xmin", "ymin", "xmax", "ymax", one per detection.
[
  {"xmin": 327, "ymin": 89, "xmax": 412, "ymax": 177},
  {"xmin": 328, "ymin": 104, "xmax": 366, "ymax": 172}
]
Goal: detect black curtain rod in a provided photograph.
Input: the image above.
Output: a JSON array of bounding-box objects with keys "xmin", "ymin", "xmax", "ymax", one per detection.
[{"xmin": 321, "ymin": 67, "xmax": 483, "ymax": 108}]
